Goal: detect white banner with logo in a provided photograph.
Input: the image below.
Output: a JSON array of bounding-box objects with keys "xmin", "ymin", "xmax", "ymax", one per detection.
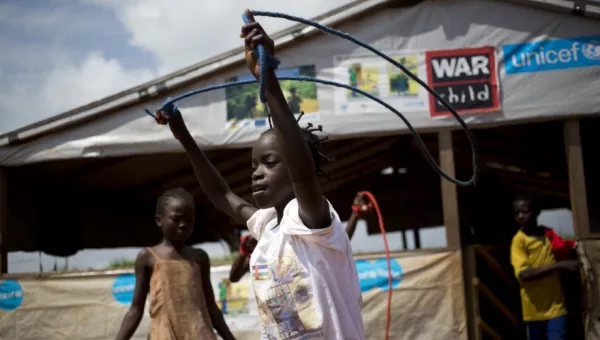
[
  {"xmin": 0, "ymin": 250, "xmax": 465, "ymax": 340},
  {"xmin": 1, "ymin": 0, "xmax": 599, "ymax": 165}
]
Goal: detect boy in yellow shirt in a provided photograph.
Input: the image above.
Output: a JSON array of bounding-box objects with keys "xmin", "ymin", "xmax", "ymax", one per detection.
[{"xmin": 510, "ymin": 194, "xmax": 579, "ymax": 340}]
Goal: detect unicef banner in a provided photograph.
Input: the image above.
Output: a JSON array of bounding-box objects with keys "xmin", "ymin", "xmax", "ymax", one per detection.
[{"xmin": 0, "ymin": 251, "xmax": 465, "ymax": 340}]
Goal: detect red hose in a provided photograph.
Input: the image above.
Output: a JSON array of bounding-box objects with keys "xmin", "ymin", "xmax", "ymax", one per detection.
[{"xmin": 358, "ymin": 191, "xmax": 392, "ymax": 340}]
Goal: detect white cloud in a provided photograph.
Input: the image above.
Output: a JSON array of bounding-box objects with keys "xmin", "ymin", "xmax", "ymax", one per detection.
[
  {"xmin": 90, "ymin": 0, "xmax": 354, "ymax": 75},
  {"xmin": 40, "ymin": 52, "xmax": 156, "ymax": 113},
  {"xmin": 0, "ymin": 52, "xmax": 155, "ymax": 131},
  {"xmin": 1, "ymin": 0, "xmax": 353, "ymax": 133}
]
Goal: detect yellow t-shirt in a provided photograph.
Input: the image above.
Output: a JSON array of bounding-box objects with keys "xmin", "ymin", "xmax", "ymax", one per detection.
[{"xmin": 510, "ymin": 230, "xmax": 567, "ymax": 321}]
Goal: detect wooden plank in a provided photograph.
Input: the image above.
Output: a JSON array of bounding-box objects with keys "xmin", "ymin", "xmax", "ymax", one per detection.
[
  {"xmin": 473, "ymin": 246, "xmax": 519, "ymax": 294},
  {"xmin": 439, "ymin": 130, "xmax": 461, "ymax": 249},
  {"xmin": 564, "ymin": 120, "xmax": 590, "ymax": 239},
  {"xmin": 473, "ymin": 277, "xmax": 521, "ymax": 329},
  {"xmin": 477, "ymin": 317, "xmax": 502, "ymax": 340},
  {"xmin": 413, "ymin": 228, "xmax": 421, "ymax": 249},
  {"xmin": 0, "ymin": 168, "xmax": 7, "ymax": 274},
  {"xmin": 463, "ymin": 247, "xmax": 481, "ymax": 340}
]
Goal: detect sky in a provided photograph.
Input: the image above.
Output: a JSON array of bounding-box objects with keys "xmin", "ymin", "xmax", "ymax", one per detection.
[
  {"xmin": 0, "ymin": 0, "xmax": 356, "ymax": 133},
  {"xmin": 0, "ymin": 0, "xmax": 578, "ymax": 272}
]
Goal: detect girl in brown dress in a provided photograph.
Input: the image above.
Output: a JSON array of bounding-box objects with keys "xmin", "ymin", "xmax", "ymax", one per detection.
[{"xmin": 115, "ymin": 187, "xmax": 236, "ymax": 340}]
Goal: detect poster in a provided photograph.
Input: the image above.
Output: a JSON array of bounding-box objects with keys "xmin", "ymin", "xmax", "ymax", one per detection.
[
  {"xmin": 209, "ymin": 266, "xmax": 262, "ymax": 333},
  {"xmin": 225, "ymin": 65, "xmax": 319, "ymax": 129},
  {"xmin": 425, "ymin": 46, "xmax": 500, "ymax": 118},
  {"xmin": 333, "ymin": 52, "xmax": 429, "ymax": 114}
]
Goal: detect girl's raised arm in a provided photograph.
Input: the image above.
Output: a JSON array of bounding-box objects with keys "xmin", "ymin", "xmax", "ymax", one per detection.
[
  {"xmin": 240, "ymin": 12, "xmax": 331, "ymax": 230},
  {"xmin": 155, "ymin": 110, "xmax": 257, "ymax": 223}
]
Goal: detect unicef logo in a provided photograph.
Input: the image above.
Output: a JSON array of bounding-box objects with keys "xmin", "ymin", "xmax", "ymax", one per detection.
[
  {"xmin": 112, "ymin": 274, "xmax": 136, "ymax": 305},
  {"xmin": 582, "ymin": 40, "xmax": 600, "ymax": 61},
  {"xmin": 0, "ymin": 280, "xmax": 24, "ymax": 311},
  {"xmin": 355, "ymin": 258, "xmax": 403, "ymax": 293}
]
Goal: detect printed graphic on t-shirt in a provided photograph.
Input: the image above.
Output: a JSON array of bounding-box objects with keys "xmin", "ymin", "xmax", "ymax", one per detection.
[{"xmin": 252, "ymin": 248, "xmax": 324, "ymax": 339}]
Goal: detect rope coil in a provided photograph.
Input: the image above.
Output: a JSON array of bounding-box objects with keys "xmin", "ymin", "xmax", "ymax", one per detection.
[
  {"xmin": 139, "ymin": 10, "xmax": 482, "ymax": 340},
  {"xmin": 145, "ymin": 10, "xmax": 479, "ymax": 187}
]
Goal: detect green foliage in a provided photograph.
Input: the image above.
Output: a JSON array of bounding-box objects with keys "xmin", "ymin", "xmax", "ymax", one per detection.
[
  {"xmin": 225, "ymin": 65, "xmax": 318, "ymax": 121},
  {"xmin": 106, "ymin": 258, "xmax": 136, "ymax": 269}
]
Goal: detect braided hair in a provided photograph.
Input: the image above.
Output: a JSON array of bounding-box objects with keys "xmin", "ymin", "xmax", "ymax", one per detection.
[
  {"xmin": 156, "ymin": 187, "xmax": 195, "ymax": 216},
  {"xmin": 262, "ymin": 112, "xmax": 334, "ymax": 178}
]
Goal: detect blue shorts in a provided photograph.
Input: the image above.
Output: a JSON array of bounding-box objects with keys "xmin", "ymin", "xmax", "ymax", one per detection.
[{"xmin": 526, "ymin": 315, "xmax": 567, "ymax": 340}]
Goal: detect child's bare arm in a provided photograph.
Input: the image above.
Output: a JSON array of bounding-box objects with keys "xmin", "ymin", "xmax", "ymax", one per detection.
[
  {"xmin": 230, "ymin": 235, "xmax": 255, "ymax": 282},
  {"xmin": 115, "ymin": 250, "xmax": 152, "ymax": 340},
  {"xmin": 229, "ymin": 255, "xmax": 251, "ymax": 283},
  {"xmin": 155, "ymin": 111, "xmax": 257, "ymax": 223},
  {"xmin": 345, "ymin": 212, "xmax": 359, "ymax": 240},
  {"xmin": 346, "ymin": 193, "xmax": 372, "ymax": 239},
  {"xmin": 196, "ymin": 249, "xmax": 236, "ymax": 340},
  {"xmin": 519, "ymin": 261, "xmax": 580, "ymax": 282},
  {"xmin": 241, "ymin": 11, "xmax": 330, "ymax": 229}
]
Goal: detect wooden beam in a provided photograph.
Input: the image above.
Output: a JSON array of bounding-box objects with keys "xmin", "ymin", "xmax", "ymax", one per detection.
[
  {"xmin": 439, "ymin": 130, "xmax": 460, "ymax": 249},
  {"xmin": 0, "ymin": 168, "xmax": 7, "ymax": 274},
  {"xmin": 463, "ymin": 247, "xmax": 481, "ymax": 340},
  {"xmin": 413, "ymin": 228, "xmax": 421, "ymax": 249},
  {"xmin": 564, "ymin": 120, "xmax": 590, "ymax": 239}
]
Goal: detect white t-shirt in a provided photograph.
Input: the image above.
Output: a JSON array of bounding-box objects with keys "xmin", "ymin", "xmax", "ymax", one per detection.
[{"xmin": 247, "ymin": 199, "xmax": 365, "ymax": 340}]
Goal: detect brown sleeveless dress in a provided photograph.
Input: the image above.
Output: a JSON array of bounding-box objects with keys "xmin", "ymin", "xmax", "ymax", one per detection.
[{"xmin": 147, "ymin": 247, "xmax": 217, "ymax": 340}]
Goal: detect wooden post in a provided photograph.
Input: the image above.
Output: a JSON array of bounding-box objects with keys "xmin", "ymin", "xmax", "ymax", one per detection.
[
  {"xmin": 564, "ymin": 120, "xmax": 590, "ymax": 239},
  {"xmin": 439, "ymin": 130, "xmax": 461, "ymax": 249},
  {"xmin": 0, "ymin": 168, "xmax": 7, "ymax": 274},
  {"xmin": 413, "ymin": 228, "xmax": 421, "ymax": 249},
  {"xmin": 463, "ymin": 246, "xmax": 481, "ymax": 340}
]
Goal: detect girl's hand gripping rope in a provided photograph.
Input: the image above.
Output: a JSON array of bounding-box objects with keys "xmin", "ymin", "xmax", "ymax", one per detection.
[
  {"xmin": 241, "ymin": 9, "xmax": 275, "ymax": 79},
  {"xmin": 352, "ymin": 192, "xmax": 372, "ymax": 218},
  {"xmin": 154, "ymin": 105, "xmax": 190, "ymax": 141},
  {"xmin": 241, "ymin": 9, "xmax": 280, "ymax": 103}
]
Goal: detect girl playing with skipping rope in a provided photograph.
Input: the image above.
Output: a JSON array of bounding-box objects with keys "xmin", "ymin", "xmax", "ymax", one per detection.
[
  {"xmin": 114, "ymin": 188, "xmax": 236, "ymax": 340},
  {"xmin": 229, "ymin": 192, "xmax": 372, "ymax": 283},
  {"xmin": 154, "ymin": 11, "xmax": 365, "ymax": 339}
]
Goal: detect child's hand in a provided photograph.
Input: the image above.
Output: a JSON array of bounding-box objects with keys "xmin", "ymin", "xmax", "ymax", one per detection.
[
  {"xmin": 244, "ymin": 237, "xmax": 258, "ymax": 254},
  {"xmin": 240, "ymin": 9, "xmax": 274, "ymax": 79},
  {"xmin": 353, "ymin": 193, "xmax": 371, "ymax": 213},
  {"xmin": 240, "ymin": 235, "xmax": 257, "ymax": 256},
  {"xmin": 155, "ymin": 109, "xmax": 189, "ymax": 141}
]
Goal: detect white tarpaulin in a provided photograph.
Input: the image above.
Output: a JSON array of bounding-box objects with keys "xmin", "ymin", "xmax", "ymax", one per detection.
[
  {"xmin": 0, "ymin": 251, "xmax": 465, "ymax": 340},
  {"xmin": 1, "ymin": 0, "xmax": 599, "ymax": 165}
]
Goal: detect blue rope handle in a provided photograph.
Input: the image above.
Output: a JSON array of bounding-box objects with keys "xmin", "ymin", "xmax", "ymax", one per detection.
[
  {"xmin": 145, "ymin": 10, "xmax": 479, "ymax": 187},
  {"xmin": 242, "ymin": 12, "xmax": 281, "ymax": 102}
]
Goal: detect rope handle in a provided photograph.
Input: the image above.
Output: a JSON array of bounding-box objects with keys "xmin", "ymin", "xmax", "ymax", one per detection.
[{"xmin": 242, "ymin": 11, "xmax": 281, "ymax": 103}]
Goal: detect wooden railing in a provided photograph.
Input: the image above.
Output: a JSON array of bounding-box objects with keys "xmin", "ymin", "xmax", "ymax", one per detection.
[{"xmin": 465, "ymin": 245, "xmax": 524, "ymax": 340}]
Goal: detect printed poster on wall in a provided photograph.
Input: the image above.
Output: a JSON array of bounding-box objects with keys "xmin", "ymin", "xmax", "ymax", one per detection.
[
  {"xmin": 425, "ymin": 46, "xmax": 500, "ymax": 119},
  {"xmin": 225, "ymin": 65, "xmax": 320, "ymax": 130},
  {"xmin": 333, "ymin": 52, "xmax": 430, "ymax": 114},
  {"xmin": 209, "ymin": 267, "xmax": 261, "ymax": 332}
]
